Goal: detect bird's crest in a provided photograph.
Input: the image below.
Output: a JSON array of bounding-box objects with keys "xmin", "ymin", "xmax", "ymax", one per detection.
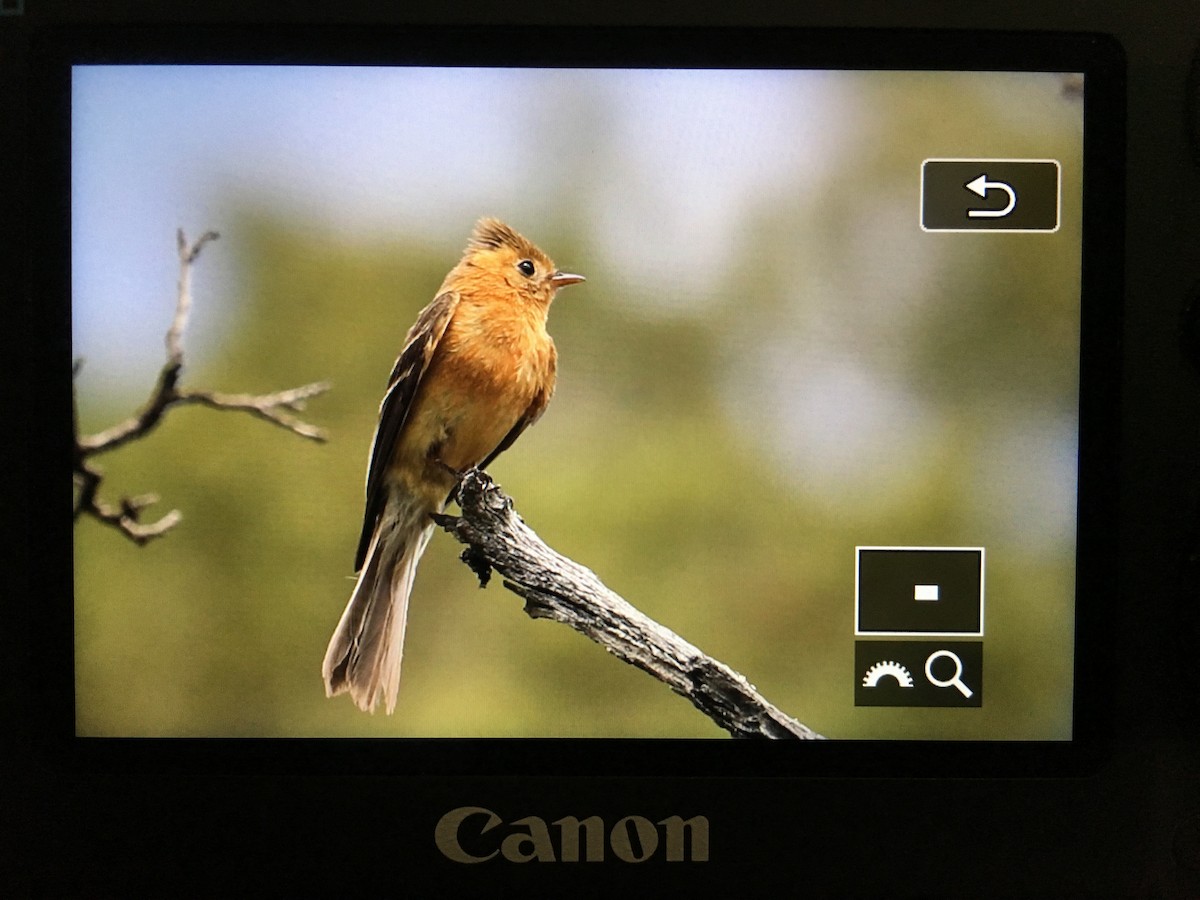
[{"xmin": 468, "ymin": 217, "xmax": 540, "ymax": 260}]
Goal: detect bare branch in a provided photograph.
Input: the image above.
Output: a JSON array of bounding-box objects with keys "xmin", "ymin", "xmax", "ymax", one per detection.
[
  {"xmin": 167, "ymin": 228, "xmax": 219, "ymax": 363},
  {"xmin": 434, "ymin": 469, "xmax": 825, "ymax": 740},
  {"xmin": 177, "ymin": 381, "xmax": 333, "ymax": 441},
  {"xmin": 75, "ymin": 360, "xmax": 184, "ymax": 454},
  {"xmin": 73, "ymin": 460, "xmax": 182, "ymax": 545},
  {"xmin": 74, "ymin": 228, "xmax": 331, "ymax": 544}
]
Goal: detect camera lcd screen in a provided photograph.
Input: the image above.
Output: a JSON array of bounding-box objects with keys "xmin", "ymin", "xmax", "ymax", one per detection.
[{"xmin": 66, "ymin": 33, "xmax": 1121, "ymax": 756}]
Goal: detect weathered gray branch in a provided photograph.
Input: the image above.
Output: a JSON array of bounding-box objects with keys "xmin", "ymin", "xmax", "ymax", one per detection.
[
  {"xmin": 73, "ymin": 228, "xmax": 332, "ymax": 544},
  {"xmin": 433, "ymin": 470, "xmax": 824, "ymax": 740}
]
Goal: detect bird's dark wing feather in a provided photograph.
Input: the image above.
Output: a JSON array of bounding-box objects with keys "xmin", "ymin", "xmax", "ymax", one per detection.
[{"xmin": 355, "ymin": 290, "xmax": 459, "ymax": 571}]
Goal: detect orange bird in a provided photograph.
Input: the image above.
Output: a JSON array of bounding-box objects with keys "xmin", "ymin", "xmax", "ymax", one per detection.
[{"xmin": 322, "ymin": 218, "xmax": 584, "ymax": 713}]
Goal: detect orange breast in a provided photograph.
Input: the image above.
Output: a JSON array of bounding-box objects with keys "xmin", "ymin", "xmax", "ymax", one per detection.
[{"xmin": 398, "ymin": 295, "xmax": 556, "ymax": 477}]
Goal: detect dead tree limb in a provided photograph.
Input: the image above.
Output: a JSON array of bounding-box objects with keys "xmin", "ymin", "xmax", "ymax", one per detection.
[
  {"xmin": 73, "ymin": 228, "xmax": 332, "ymax": 544},
  {"xmin": 433, "ymin": 469, "xmax": 824, "ymax": 740}
]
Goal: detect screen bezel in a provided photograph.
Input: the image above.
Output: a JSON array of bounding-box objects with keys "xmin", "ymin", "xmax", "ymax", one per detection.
[{"xmin": 35, "ymin": 24, "xmax": 1125, "ymax": 777}]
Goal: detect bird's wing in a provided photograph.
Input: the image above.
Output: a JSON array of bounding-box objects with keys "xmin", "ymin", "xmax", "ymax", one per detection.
[{"xmin": 355, "ymin": 290, "xmax": 459, "ymax": 571}]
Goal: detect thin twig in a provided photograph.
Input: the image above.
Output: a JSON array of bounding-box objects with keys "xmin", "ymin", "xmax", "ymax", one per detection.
[
  {"xmin": 167, "ymin": 228, "xmax": 218, "ymax": 364},
  {"xmin": 73, "ymin": 228, "xmax": 331, "ymax": 544},
  {"xmin": 434, "ymin": 469, "xmax": 825, "ymax": 740},
  {"xmin": 176, "ymin": 382, "xmax": 332, "ymax": 441},
  {"xmin": 75, "ymin": 360, "xmax": 185, "ymax": 455},
  {"xmin": 73, "ymin": 457, "xmax": 182, "ymax": 544}
]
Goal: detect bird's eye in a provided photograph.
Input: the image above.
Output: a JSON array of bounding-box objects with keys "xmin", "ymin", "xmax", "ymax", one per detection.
[{"xmin": 516, "ymin": 259, "xmax": 536, "ymax": 277}]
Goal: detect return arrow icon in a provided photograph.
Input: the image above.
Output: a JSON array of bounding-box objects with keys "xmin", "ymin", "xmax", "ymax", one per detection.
[{"xmin": 964, "ymin": 173, "xmax": 1017, "ymax": 218}]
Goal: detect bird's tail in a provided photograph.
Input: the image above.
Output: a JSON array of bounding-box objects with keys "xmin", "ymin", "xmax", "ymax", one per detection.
[{"xmin": 322, "ymin": 514, "xmax": 434, "ymax": 714}]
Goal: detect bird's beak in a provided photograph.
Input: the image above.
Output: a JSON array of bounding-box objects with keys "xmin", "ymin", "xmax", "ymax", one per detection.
[{"xmin": 550, "ymin": 271, "xmax": 585, "ymax": 289}]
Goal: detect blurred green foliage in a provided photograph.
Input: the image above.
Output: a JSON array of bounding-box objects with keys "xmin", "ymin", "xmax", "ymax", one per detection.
[{"xmin": 75, "ymin": 72, "xmax": 1082, "ymax": 739}]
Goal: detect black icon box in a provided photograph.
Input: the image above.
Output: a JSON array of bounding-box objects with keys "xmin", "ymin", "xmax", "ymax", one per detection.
[
  {"xmin": 921, "ymin": 158, "xmax": 1060, "ymax": 232},
  {"xmin": 855, "ymin": 640, "xmax": 983, "ymax": 707},
  {"xmin": 855, "ymin": 547, "xmax": 984, "ymax": 636}
]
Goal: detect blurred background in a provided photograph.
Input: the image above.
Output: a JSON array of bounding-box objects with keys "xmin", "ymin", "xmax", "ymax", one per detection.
[{"xmin": 72, "ymin": 66, "xmax": 1083, "ymax": 738}]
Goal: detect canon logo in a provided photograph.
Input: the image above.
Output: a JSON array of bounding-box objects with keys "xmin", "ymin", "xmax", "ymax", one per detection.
[{"xmin": 435, "ymin": 806, "xmax": 709, "ymax": 863}]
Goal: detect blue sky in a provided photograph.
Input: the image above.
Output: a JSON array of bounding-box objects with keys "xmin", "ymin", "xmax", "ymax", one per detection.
[{"xmin": 72, "ymin": 65, "xmax": 853, "ymax": 388}]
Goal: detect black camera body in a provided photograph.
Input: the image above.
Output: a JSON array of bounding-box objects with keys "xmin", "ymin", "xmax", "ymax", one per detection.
[{"xmin": 4, "ymin": 2, "xmax": 1198, "ymax": 896}]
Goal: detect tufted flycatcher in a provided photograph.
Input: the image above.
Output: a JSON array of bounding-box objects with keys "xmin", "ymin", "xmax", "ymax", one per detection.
[{"xmin": 322, "ymin": 218, "xmax": 584, "ymax": 713}]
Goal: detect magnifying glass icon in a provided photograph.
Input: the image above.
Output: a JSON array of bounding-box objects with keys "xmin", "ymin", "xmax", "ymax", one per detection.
[{"xmin": 925, "ymin": 650, "xmax": 974, "ymax": 699}]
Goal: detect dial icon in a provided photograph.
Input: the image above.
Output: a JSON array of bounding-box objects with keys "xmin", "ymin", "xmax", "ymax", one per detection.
[{"xmin": 862, "ymin": 660, "xmax": 915, "ymax": 689}]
